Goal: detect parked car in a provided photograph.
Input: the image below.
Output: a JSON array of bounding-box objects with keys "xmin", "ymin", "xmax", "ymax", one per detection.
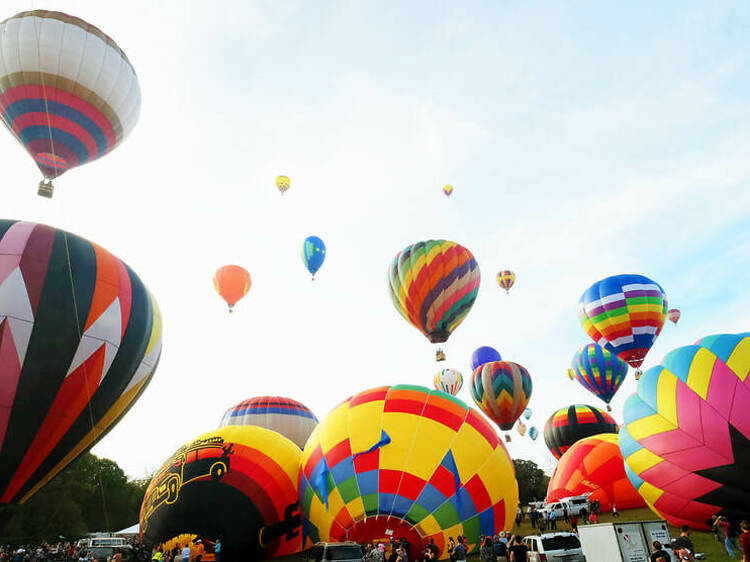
[
  {"xmin": 540, "ymin": 496, "xmax": 590, "ymax": 519},
  {"xmin": 523, "ymin": 532, "xmax": 585, "ymax": 562},
  {"xmin": 77, "ymin": 537, "xmax": 131, "ymax": 561},
  {"xmin": 304, "ymin": 541, "xmax": 363, "ymax": 561}
]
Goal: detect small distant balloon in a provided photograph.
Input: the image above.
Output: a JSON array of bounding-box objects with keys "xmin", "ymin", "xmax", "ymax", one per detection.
[
  {"xmin": 471, "ymin": 346, "xmax": 502, "ymax": 371},
  {"xmin": 523, "ymin": 408, "xmax": 532, "ymax": 420},
  {"xmin": 517, "ymin": 420, "xmax": 527, "ymax": 437},
  {"xmin": 302, "ymin": 236, "xmax": 326, "ymax": 279},
  {"xmin": 275, "ymin": 175, "xmax": 291, "ymax": 194},
  {"xmin": 529, "ymin": 426, "xmax": 539, "ymax": 441},
  {"xmin": 566, "ymin": 368, "xmax": 576, "ymax": 381},
  {"xmin": 668, "ymin": 308, "xmax": 681, "ymax": 325},
  {"xmin": 442, "ymin": 184, "xmax": 454, "ymax": 197},
  {"xmin": 214, "ymin": 265, "xmax": 252, "ymax": 312},
  {"xmin": 496, "ymin": 270, "xmax": 516, "ymax": 294},
  {"xmin": 433, "ymin": 368, "xmax": 463, "ymax": 396}
]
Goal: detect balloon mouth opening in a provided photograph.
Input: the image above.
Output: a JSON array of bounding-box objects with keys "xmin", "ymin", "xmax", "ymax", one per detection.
[
  {"xmin": 620, "ymin": 350, "xmax": 646, "ymax": 369},
  {"xmin": 35, "ymin": 153, "xmax": 69, "ymax": 176},
  {"xmin": 345, "ymin": 515, "xmax": 425, "ymax": 559},
  {"xmin": 427, "ymin": 331, "xmax": 450, "ymax": 344}
]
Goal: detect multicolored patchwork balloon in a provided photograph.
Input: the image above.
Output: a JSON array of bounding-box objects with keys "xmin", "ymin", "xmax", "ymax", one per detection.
[
  {"xmin": 571, "ymin": 343, "xmax": 629, "ymax": 409},
  {"xmin": 546, "ymin": 434, "xmax": 645, "ymax": 512},
  {"xmin": 469, "ymin": 361, "xmax": 532, "ymax": 433},
  {"xmin": 140, "ymin": 426, "xmax": 302, "ymax": 559},
  {"xmin": 213, "ymin": 265, "xmax": 251, "ymax": 312},
  {"xmin": 579, "ymin": 274, "xmax": 668, "ymax": 370},
  {"xmin": 433, "ymin": 368, "xmax": 463, "ymax": 396},
  {"xmin": 387, "ymin": 240, "xmax": 480, "ymax": 344},
  {"xmin": 219, "ymin": 396, "xmax": 318, "ymax": 450},
  {"xmin": 0, "ymin": 220, "xmax": 162, "ymax": 504},
  {"xmin": 0, "ymin": 11, "xmax": 141, "ymax": 197},
  {"xmin": 496, "ymin": 270, "xmax": 515, "ymax": 294},
  {"xmin": 543, "ymin": 404, "xmax": 619, "ymax": 460},
  {"xmin": 620, "ymin": 333, "xmax": 750, "ymax": 530},
  {"xmin": 302, "ymin": 236, "xmax": 326, "ymax": 279},
  {"xmin": 299, "ymin": 385, "xmax": 517, "ymax": 559}
]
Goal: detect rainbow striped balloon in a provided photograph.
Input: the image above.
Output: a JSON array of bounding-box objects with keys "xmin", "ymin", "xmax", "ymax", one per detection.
[
  {"xmin": 388, "ymin": 240, "xmax": 480, "ymax": 344},
  {"xmin": 543, "ymin": 404, "xmax": 618, "ymax": 460},
  {"xmin": 0, "ymin": 11, "xmax": 140, "ymax": 190},
  {"xmin": 579, "ymin": 274, "xmax": 668, "ymax": 369},
  {"xmin": 299, "ymin": 385, "xmax": 517, "ymax": 558},
  {"xmin": 571, "ymin": 343, "xmax": 629, "ymax": 406},
  {"xmin": 219, "ymin": 396, "xmax": 318, "ymax": 449},
  {"xmin": 470, "ymin": 361, "xmax": 532, "ymax": 431},
  {"xmin": 620, "ymin": 333, "xmax": 750, "ymax": 530},
  {"xmin": 433, "ymin": 368, "xmax": 463, "ymax": 395}
]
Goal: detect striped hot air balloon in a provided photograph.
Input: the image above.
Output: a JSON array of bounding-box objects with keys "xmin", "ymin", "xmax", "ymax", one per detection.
[
  {"xmin": 470, "ymin": 361, "xmax": 532, "ymax": 439},
  {"xmin": 299, "ymin": 385, "xmax": 517, "ymax": 559},
  {"xmin": 620, "ymin": 333, "xmax": 750, "ymax": 530},
  {"xmin": 0, "ymin": 219, "xmax": 161, "ymax": 504},
  {"xmin": 571, "ymin": 343, "xmax": 629, "ymax": 410},
  {"xmin": 219, "ymin": 396, "xmax": 318, "ymax": 449},
  {"xmin": 579, "ymin": 274, "xmax": 668, "ymax": 372},
  {"xmin": 433, "ymin": 368, "xmax": 463, "ymax": 395},
  {"xmin": 0, "ymin": 10, "xmax": 141, "ymax": 197},
  {"xmin": 387, "ymin": 240, "xmax": 480, "ymax": 347},
  {"xmin": 543, "ymin": 404, "xmax": 618, "ymax": 460}
]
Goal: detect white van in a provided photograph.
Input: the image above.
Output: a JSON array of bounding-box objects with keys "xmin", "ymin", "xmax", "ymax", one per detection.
[
  {"xmin": 77, "ymin": 537, "xmax": 130, "ymax": 561},
  {"xmin": 541, "ymin": 496, "xmax": 590, "ymax": 519}
]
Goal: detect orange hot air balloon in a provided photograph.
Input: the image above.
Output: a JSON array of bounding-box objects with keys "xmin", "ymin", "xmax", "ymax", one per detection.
[{"xmin": 214, "ymin": 265, "xmax": 251, "ymax": 312}]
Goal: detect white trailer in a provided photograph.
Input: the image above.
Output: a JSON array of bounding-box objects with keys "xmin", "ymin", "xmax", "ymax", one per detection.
[{"xmin": 578, "ymin": 520, "xmax": 674, "ymax": 562}]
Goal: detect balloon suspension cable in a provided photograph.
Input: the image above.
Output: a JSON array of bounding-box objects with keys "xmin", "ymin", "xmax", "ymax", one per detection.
[{"xmin": 38, "ymin": 179, "xmax": 54, "ymax": 198}]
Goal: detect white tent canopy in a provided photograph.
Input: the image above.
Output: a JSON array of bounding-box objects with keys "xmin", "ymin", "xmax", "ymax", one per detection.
[{"xmin": 114, "ymin": 524, "xmax": 139, "ymax": 535}]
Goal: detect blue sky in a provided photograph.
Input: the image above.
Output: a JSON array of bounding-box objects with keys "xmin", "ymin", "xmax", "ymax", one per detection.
[{"xmin": 3, "ymin": 1, "xmax": 750, "ymax": 477}]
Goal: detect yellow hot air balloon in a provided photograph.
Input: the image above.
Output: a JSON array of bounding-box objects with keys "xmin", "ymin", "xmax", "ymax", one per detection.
[
  {"xmin": 276, "ymin": 175, "xmax": 291, "ymax": 194},
  {"xmin": 442, "ymin": 184, "xmax": 454, "ymax": 197},
  {"xmin": 496, "ymin": 270, "xmax": 516, "ymax": 294}
]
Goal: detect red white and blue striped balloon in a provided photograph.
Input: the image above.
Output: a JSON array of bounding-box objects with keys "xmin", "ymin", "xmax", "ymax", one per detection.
[
  {"xmin": 219, "ymin": 396, "xmax": 318, "ymax": 449},
  {"xmin": 0, "ymin": 11, "xmax": 140, "ymax": 184}
]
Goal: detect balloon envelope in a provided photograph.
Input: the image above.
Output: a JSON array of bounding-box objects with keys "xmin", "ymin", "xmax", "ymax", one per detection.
[
  {"xmin": 471, "ymin": 346, "xmax": 502, "ymax": 371},
  {"xmin": 219, "ymin": 396, "xmax": 318, "ymax": 450},
  {"xmin": 302, "ymin": 236, "xmax": 326, "ymax": 277},
  {"xmin": 571, "ymin": 343, "xmax": 628, "ymax": 405},
  {"xmin": 140, "ymin": 426, "xmax": 302, "ymax": 559},
  {"xmin": 496, "ymin": 270, "xmax": 515, "ymax": 293},
  {"xmin": 442, "ymin": 184, "xmax": 453, "ymax": 197},
  {"xmin": 433, "ymin": 368, "xmax": 463, "ymax": 396},
  {"xmin": 0, "ymin": 219, "xmax": 161, "ymax": 504},
  {"xmin": 299, "ymin": 385, "xmax": 517, "ymax": 559},
  {"xmin": 579, "ymin": 274, "xmax": 667, "ymax": 369},
  {"xmin": 276, "ymin": 175, "xmax": 290, "ymax": 194},
  {"xmin": 543, "ymin": 404, "xmax": 618, "ymax": 460},
  {"xmin": 213, "ymin": 265, "xmax": 251, "ymax": 310},
  {"xmin": 547, "ymin": 434, "xmax": 645, "ymax": 512},
  {"xmin": 620, "ymin": 333, "xmax": 750, "ymax": 530},
  {"xmin": 668, "ymin": 308, "xmax": 681, "ymax": 324},
  {"xmin": 0, "ymin": 11, "xmax": 140, "ymax": 183},
  {"xmin": 387, "ymin": 240, "xmax": 480, "ymax": 344},
  {"xmin": 529, "ymin": 427, "xmax": 539, "ymax": 441},
  {"xmin": 470, "ymin": 361, "xmax": 532, "ymax": 431},
  {"xmin": 523, "ymin": 408, "xmax": 532, "ymax": 420}
]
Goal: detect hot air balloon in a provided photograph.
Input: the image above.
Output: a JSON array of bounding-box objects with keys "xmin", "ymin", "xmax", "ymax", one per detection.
[
  {"xmin": 579, "ymin": 274, "xmax": 667, "ymax": 376},
  {"xmin": 668, "ymin": 308, "xmax": 681, "ymax": 325},
  {"xmin": 433, "ymin": 368, "xmax": 463, "ymax": 395},
  {"xmin": 387, "ymin": 240, "xmax": 480, "ymax": 360},
  {"xmin": 299, "ymin": 385, "xmax": 517, "ymax": 559},
  {"xmin": 219, "ymin": 396, "xmax": 318, "ymax": 450},
  {"xmin": 470, "ymin": 361, "xmax": 532, "ymax": 441},
  {"xmin": 523, "ymin": 408, "xmax": 532, "ymax": 420},
  {"xmin": 529, "ymin": 427, "xmax": 539, "ymax": 441},
  {"xmin": 470, "ymin": 346, "xmax": 502, "ymax": 371},
  {"xmin": 517, "ymin": 420, "xmax": 527, "ymax": 437},
  {"xmin": 496, "ymin": 270, "xmax": 515, "ymax": 294},
  {"xmin": 571, "ymin": 343, "xmax": 629, "ymax": 411},
  {"xmin": 140, "ymin": 426, "xmax": 302, "ymax": 559},
  {"xmin": 276, "ymin": 175, "xmax": 291, "ymax": 194},
  {"xmin": 543, "ymin": 405, "xmax": 618, "ymax": 460},
  {"xmin": 0, "ymin": 11, "xmax": 141, "ymax": 198},
  {"xmin": 302, "ymin": 236, "xmax": 326, "ymax": 279},
  {"xmin": 442, "ymin": 184, "xmax": 453, "ymax": 197},
  {"xmin": 547, "ymin": 434, "xmax": 646, "ymax": 512},
  {"xmin": 0, "ymin": 220, "xmax": 162, "ymax": 504},
  {"xmin": 213, "ymin": 265, "xmax": 251, "ymax": 312},
  {"xmin": 566, "ymin": 368, "xmax": 576, "ymax": 381},
  {"xmin": 620, "ymin": 332, "xmax": 750, "ymax": 530}
]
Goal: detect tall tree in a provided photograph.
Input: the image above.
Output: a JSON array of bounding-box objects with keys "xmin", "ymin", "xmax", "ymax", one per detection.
[{"xmin": 513, "ymin": 459, "xmax": 550, "ymax": 504}]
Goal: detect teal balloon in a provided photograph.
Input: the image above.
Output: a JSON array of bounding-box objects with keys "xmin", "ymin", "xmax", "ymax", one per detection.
[{"xmin": 302, "ymin": 236, "xmax": 326, "ymax": 278}]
